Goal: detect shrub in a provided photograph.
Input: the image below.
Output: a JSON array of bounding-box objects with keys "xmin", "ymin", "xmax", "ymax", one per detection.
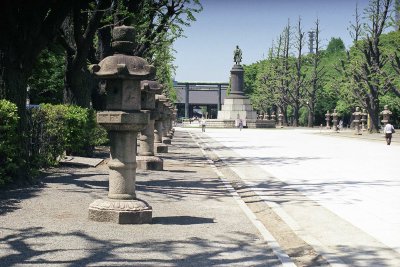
[
  {"xmin": 0, "ymin": 100, "xmax": 22, "ymax": 187},
  {"xmin": 1, "ymin": 101, "xmax": 109, "ymax": 187},
  {"xmin": 28, "ymin": 104, "xmax": 109, "ymax": 167}
]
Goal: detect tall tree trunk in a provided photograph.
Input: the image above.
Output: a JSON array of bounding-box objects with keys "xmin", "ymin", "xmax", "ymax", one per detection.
[
  {"xmin": 63, "ymin": 54, "xmax": 92, "ymax": 107},
  {"xmin": 1, "ymin": 50, "xmax": 33, "ymax": 183},
  {"xmin": 308, "ymin": 108, "xmax": 314, "ymax": 127}
]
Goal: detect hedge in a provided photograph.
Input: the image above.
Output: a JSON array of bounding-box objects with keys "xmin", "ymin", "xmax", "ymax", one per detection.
[
  {"xmin": 0, "ymin": 100, "xmax": 108, "ymax": 187},
  {"xmin": 0, "ymin": 100, "xmax": 22, "ymax": 187}
]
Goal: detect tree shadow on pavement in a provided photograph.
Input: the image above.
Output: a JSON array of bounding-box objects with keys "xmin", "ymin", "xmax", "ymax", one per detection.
[
  {"xmin": 0, "ymin": 186, "xmax": 43, "ymax": 216},
  {"xmin": 0, "ymin": 226, "xmax": 280, "ymax": 267}
]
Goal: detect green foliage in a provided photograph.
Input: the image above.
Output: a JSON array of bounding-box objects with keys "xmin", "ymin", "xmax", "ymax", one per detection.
[
  {"xmin": 326, "ymin": 38, "xmax": 346, "ymax": 54},
  {"xmin": 0, "ymin": 100, "xmax": 22, "ymax": 187},
  {"xmin": 28, "ymin": 48, "xmax": 65, "ymax": 104},
  {"xmin": 28, "ymin": 104, "xmax": 108, "ymax": 168}
]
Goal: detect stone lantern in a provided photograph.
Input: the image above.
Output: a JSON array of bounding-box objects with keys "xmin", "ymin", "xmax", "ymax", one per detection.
[
  {"xmin": 271, "ymin": 112, "xmax": 276, "ymax": 123},
  {"xmin": 331, "ymin": 109, "xmax": 339, "ymax": 132},
  {"xmin": 137, "ymin": 80, "xmax": 163, "ymax": 171},
  {"xmin": 278, "ymin": 112, "xmax": 284, "ymax": 128},
  {"xmin": 154, "ymin": 94, "xmax": 168, "ymax": 153},
  {"xmin": 380, "ymin": 105, "xmax": 392, "ymax": 128},
  {"xmin": 325, "ymin": 110, "xmax": 331, "ymax": 129},
  {"xmin": 352, "ymin": 107, "xmax": 362, "ymax": 135},
  {"xmin": 161, "ymin": 100, "xmax": 172, "ymax": 144},
  {"xmin": 361, "ymin": 108, "xmax": 368, "ymax": 131},
  {"xmin": 88, "ymin": 25, "xmax": 154, "ymax": 224}
]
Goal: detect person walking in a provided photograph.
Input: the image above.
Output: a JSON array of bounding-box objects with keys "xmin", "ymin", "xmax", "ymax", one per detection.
[
  {"xmin": 239, "ymin": 119, "xmax": 243, "ymax": 131},
  {"xmin": 384, "ymin": 122, "xmax": 395, "ymax": 145},
  {"xmin": 201, "ymin": 117, "xmax": 206, "ymax": 132}
]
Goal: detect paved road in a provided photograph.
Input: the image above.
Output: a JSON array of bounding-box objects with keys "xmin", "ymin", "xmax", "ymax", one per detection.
[{"xmin": 188, "ymin": 127, "xmax": 400, "ymax": 266}]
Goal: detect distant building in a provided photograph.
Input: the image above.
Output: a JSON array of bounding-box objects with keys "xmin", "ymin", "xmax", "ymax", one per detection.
[{"xmin": 174, "ymin": 81, "xmax": 229, "ymax": 119}]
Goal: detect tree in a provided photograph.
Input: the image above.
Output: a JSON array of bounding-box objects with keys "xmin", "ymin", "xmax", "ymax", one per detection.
[
  {"xmin": 28, "ymin": 48, "xmax": 65, "ymax": 104},
  {"xmin": 0, "ymin": 1, "xmax": 75, "ymax": 183},
  {"xmin": 326, "ymin": 37, "xmax": 345, "ymax": 54},
  {"xmin": 60, "ymin": 0, "xmax": 112, "ymax": 107},
  {"xmin": 287, "ymin": 18, "xmax": 306, "ymax": 127},
  {"xmin": 341, "ymin": 0, "xmax": 393, "ymax": 132},
  {"xmin": 304, "ymin": 19, "xmax": 325, "ymax": 127},
  {"xmin": 61, "ymin": 0, "xmax": 202, "ymax": 106}
]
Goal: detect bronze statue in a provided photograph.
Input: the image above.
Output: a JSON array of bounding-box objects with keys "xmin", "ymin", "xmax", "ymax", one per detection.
[{"xmin": 233, "ymin": 45, "xmax": 242, "ymax": 65}]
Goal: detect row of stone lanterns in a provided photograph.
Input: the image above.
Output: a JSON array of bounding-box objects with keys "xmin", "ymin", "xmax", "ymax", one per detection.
[
  {"xmin": 257, "ymin": 111, "xmax": 284, "ymax": 128},
  {"xmin": 87, "ymin": 25, "xmax": 176, "ymax": 224},
  {"xmin": 325, "ymin": 105, "xmax": 393, "ymax": 134}
]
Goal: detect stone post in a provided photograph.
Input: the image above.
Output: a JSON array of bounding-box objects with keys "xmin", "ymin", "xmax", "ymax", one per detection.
[
  {"xmin": 331, "ymin": 109, "xmax": 339, "ymax": 132},
  {"xmin": 325, "ymin": 110, "xmax": 331, "ymax": 129},
  {"xmin": 137, "ymin": 80, "xmax": 163, "ymax": 171},
  {"xmin": 353, "ymin": 107, "xmax": 362, "ymax": 135},
  {"xmin": 154, "ymin": 94, "xmax": 168, "ymax": 153},
  {"xmin": 380, "ymin": 105, "xmax": 392, "ymax": 128},
  {"xmin": 88, "ymin": 25, "xmax": 153, "ymax": 224},
  {"xmin": 162, "ymin": 100, "xmax": 172, "ymax": 145},
  {"xmin": 271, "ymin": 112, "xmax": 276, "ymax": 123},
  {"xmin": 361, "ymin": 108, "xmax": 367, "ymax": 131},
  {"xmin": 278, "ymin": 112, "xmax": 283, "ymax": 128}
]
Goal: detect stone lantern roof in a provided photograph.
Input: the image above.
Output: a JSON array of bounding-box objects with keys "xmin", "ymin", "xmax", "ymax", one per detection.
[
  {"xmin": 141, "ymin": 80, "xmax": 163, "ymax": 94},
  {"xmin": 91, "ymin": 25, "xmax": 155, "ymax": 80}
]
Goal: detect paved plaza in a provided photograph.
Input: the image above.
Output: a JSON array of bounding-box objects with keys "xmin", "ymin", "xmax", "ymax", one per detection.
[
  {"xmin": 1, "ymin": 127, "xmax": 400, "ymax": 266},
  {"xmin": 188, "ymin": 127, "xmax": 400, "ymax": 266}
]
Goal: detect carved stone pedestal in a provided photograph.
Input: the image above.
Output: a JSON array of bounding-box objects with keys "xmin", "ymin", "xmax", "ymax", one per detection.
[
  {"xmin": 89, "ymin": 199, "xmax": 152, "ymax": 224},
  {"xmin": 137, "ymin": 156, "xmax": 163, "ymax": 171}
]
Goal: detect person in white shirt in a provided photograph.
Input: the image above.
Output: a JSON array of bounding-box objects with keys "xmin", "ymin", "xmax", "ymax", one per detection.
[
  {"xmin": 384, "ymin": 122, "xmax": 395, "ymax": 145},
  {"xmin": 200, "ymin": 118, "xmax": 206, "ymax": 132}
]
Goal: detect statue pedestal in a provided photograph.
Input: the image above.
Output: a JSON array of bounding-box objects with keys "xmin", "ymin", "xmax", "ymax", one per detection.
[
  {"xmin": 217, "ymin": 64, "xmax": 257, "ymax": 121},
  {"xmin": 218, "ymin": 98, "xmax": 257, "ymax": 120}
]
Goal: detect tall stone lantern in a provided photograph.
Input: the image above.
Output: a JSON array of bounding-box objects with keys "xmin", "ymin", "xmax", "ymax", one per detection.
[
  {"xmin": 361, "ymin": 108, "xmax": 368, "ymax": 131},
  {"xmin": 137, "ymin": 80, "xmax": 163, "ymax": 171},
  {"xmin": 331, "ymin": 109, "xmax": 339, "ymax": 132},
  {"xmin": 278, "ymin": 112, "xmax": 284, "ymax": 128},
  {"xmin": 380, "ymin": 105, "xmax": 392, "ymax": 127},
  {"xmin": 154, "ymin": 94, "xmax": 168, "ymax": 153},
  {"xmin": 88, "ymin": 26, "xmax": 154, "ymax": 224},
  {"xmin": 271, "ymin": 111, "xmax": 276, "ymax": 122},
  {"xmin": 353, "ymin": 107, "xmax": 362, "ymax": 135},
  {"xmin": 325, "ymin": 110, "xmax": 331, "ymax": 129},
  {"xmin": 162, "ymin": 100, "xmax": 172, "ymax": 144}
]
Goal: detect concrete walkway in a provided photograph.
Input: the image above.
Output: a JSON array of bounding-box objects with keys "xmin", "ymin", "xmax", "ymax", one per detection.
[
  {"xmin": 188, "ymin": 127, "xmax": 400, "ymax": 266},
  {"xmin": 0, "ymin": 130, "xmax": 282, "ymax": 266}
]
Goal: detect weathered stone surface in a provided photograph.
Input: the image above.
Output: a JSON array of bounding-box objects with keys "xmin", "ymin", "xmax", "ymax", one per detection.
[
  {"xmin": 155, "ymin": 143, "xmax": 168, "ymax": 153},
  {"xmin": 89, "ymin": 25, "xmax": 153, "ymax": 224},
  {"xmin": 136, "ymin": 156, "xmax": 163, "ymax": 171},
  {"xmin": 88, "ymin": 199, "xmax": 152, "ymax": 224},
  {"xmin": 162, "ymin": 138, "xmax": 171, "ymax": 144}
]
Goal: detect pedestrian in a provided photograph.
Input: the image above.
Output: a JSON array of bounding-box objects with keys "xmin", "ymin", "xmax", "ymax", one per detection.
[
  {"xmin": 338, "ymin": 120, "xmax": 343, "ymax": 131},
  {"xmin": 239, "ymin": 119, "xmax": 243, "ymax": 131},
  {"xmin": 384, "ymin": 122, "xmax": 395, "ymax": 145},
  {"xmin": 201, "ymin": 117, "xmax": 206, "ymax": 132}
]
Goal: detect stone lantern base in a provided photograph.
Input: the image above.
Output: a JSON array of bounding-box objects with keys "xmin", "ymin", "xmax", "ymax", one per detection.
[
  {"xmin": 162, "ymin": 137, "xmax": 171, "ymax": 144},
  {"xmin": 89, "ymin": 199, "xmax": 152, "ymax": 224},
  {"xmin": 137, "ymin": 156, "xmax": 163, "ymax": 171},
  {"xmin": 155, "ymin": 143, "xmax": 168, "ymax": 153}
]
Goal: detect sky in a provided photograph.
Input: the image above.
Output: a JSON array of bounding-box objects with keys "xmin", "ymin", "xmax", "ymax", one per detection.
[{"xmin": 173, "ymin": 0, "xmax": 371, "ymax": 83}]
